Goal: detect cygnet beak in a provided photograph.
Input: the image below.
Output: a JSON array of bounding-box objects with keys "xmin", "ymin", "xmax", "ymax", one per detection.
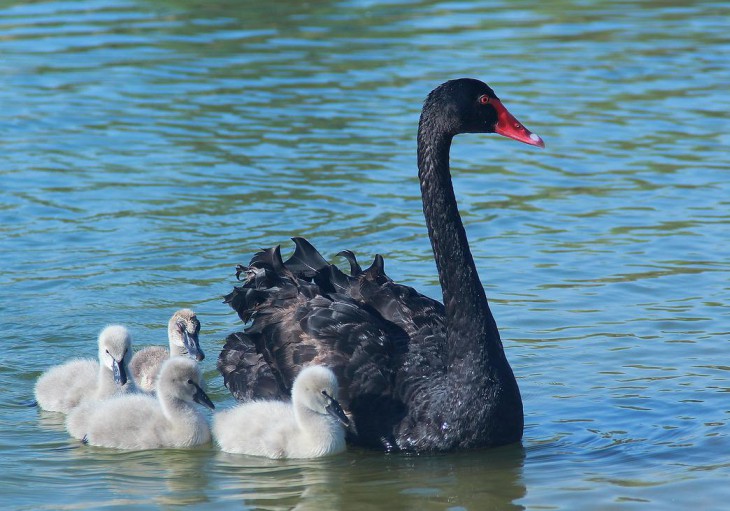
[
  {"xmin": 190, "ymin": 380, "xmax": 215, "ymax": 410},
  {"xmin": 180, "ymin": 323, "xmax": 205, "ymax": 361},
  {"xmin": 112, "ymin": 358, "xmax": 128, "ymax": 387},
  {"xmin": 323, "ymin": 391, "xmax": 349, "ymax": 426}
]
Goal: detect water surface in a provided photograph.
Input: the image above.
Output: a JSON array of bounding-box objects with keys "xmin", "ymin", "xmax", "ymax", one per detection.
[{"xmin": 2, "ymin": 0, "xmax": 729, "ymax": 509}]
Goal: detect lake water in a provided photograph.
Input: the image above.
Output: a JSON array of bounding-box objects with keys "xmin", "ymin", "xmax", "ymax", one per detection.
[{"xmin": 2, "ymin": 0, "xmax": 729, "ymax": 509}]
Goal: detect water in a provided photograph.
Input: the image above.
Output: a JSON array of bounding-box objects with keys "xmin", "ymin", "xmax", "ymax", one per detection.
[{"xmin": 2, "ymin": 0, "xmax": 729, "ymax": 508}]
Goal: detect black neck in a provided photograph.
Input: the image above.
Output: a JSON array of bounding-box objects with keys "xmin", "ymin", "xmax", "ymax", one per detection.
[{"xmin": 417, "ymin": 120, "xmax": 503, "ymax": 366}]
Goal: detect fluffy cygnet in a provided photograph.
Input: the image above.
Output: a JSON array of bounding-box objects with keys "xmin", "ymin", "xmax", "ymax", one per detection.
[
  {"xmin": 213, "ymin": 365, "xmax": 349, "ymax": 459},
  {"xmin": 35, "ymin": 325, "xmax": 136, "ymax": 414},
  {"xmin": 129, "ymin": 309, "xmax": 204, "ymax": 392},
  {"xmin": 76, "ymin": 357, "xmax": 214, "ymax": 450}
]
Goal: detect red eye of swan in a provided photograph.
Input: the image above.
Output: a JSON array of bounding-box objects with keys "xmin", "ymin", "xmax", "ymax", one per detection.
[{"xmin": 478, "ymin": 95, "xmax": 491, "ymax": 105}]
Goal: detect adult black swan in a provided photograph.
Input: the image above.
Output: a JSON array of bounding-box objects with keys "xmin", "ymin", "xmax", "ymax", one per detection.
[{"xmin": 218, "ymin": 78, "xmax": 544, "ymax": 452}]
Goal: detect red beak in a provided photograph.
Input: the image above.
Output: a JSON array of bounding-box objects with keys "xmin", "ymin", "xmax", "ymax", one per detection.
[{"xmin": 492, "ymin": 99, "xmax": 545, "ymax": 148}]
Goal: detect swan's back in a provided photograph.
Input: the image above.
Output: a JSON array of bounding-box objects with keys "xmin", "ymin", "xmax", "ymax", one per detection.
[
  {"xmin": 80, "ymin": 358, "xmax": 213, "ymax": 450},
  {"xmin": 213, "ymin": 365, "xmax": 347, "ymax": 459},
  {"xmin": 214, "ymin": 401, "xmax": 295, "ymax": 458},
  {"xmin": 35, "ymin": 359, "xmax": 98, "ymax": 413},
  {"xmin": 218, "ymin": 240, "xmax": 444, "ymax": 449}
]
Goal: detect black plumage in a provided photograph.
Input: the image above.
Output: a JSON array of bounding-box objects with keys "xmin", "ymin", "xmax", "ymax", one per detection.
[{"xmin": 218, "ymin": 78, "xmax": 544, "ymax": 451}]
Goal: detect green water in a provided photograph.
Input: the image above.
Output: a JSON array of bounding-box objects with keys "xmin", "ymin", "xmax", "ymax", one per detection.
[{"xmin": 2, "ymin": 0, "xmax": 729, "ymax": 509}]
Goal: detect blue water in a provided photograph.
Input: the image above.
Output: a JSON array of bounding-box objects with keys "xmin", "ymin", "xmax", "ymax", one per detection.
[{"xmin": 2, "ymin": 0, "xmax": 729, "ymax": 509}]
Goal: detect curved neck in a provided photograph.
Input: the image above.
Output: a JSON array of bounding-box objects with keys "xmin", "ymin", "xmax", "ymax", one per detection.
[
  {"xmin": 169, "ymin": 342, "xmax": 186, "ymax": 357},
  {"xmin": 96, "ymin": 365, "xmax": 117, "ymax": 398},
  {"xmin": 294, "ymin": 404, "xmax": 343, "ymax": 448},
  {"xmin": 294, "ymin": 403, "xmax": 322, "ymax": 434},
  {"xmin": 97, "ymin": 363, "xmax": 135, "ymax": 397},
  {"xmin": 160, "ymin": 395, "xmax": 194, "ymax": 423},
  {"xmin": 417, "ymin": 121, "xmax": 503, "ymax": 365}
]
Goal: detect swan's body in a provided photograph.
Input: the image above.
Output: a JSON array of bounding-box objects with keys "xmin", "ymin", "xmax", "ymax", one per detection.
[
  {"xmin": 35, "ymin": 325, "xmax": 136, "ymax": 414},
  {"xmin": 213, "ymin": 365, "xmax": 348, "ymax": 459},
  {"xmin": 75, "ymin": 358, "xmax": 214, "ymax": 450},
  {"xmin": 129, "ymin": 309, "xmax": 204, "ymax": 392},
  {"xmin": 218, "ymin": 78, "xmax": 543, "ymax": 452}
]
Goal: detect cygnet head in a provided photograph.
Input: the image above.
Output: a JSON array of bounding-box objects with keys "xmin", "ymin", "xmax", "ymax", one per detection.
[
  {"xmin": 168, "ymin": 309, "xmax": 204, "ymax": 361},
  {"xmin": 292, "ymin": 366, "xmax": 349, "ymax": 426},
  {"xmin": 156, "ymin": 357, "xmax": 214, "ymax": 410},
  {"xmin": 97, "ymin": 325, "xmax": 133, "ymax": 386}
]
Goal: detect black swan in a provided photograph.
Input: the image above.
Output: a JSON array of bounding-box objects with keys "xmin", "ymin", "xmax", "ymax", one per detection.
[{"xmin": 218, "ymin": 78, "xmax": 544, "ymax": 452}]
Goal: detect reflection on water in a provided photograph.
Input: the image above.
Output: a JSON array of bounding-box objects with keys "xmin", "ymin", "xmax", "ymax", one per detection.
[
  {"xmin": 2, "ymin": 0, "xmax": 729, "ymax": 509},
  {"xmin": 214, "ymin": 447, "xmax": 526, "ymax": 510},
  {"xmin": 35, "ymin": 410, "xmax": 68, "ymax": 435},
  {"xmin": 77, "ymin": 448, "xmax": 212, "ymax": 507}
]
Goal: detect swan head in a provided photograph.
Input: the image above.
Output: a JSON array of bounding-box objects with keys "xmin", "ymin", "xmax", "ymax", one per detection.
[
  {"xmin": 168, "ymin": 309, "xmax": 204, "ymax": 361},
  {"xmin": 291, "ymin": 366, "xmax": 349, "ymax": 426},
  {"xmin": 157, "ymin": 358, "xmax": 215, "ymax": 410},
  {"xmin": 97, "ymin": 325, "xmax": 133, "ymax": 387},
  {"xmin": 422, "ymin": 78, "xmax": 544, "ymax": 148}
]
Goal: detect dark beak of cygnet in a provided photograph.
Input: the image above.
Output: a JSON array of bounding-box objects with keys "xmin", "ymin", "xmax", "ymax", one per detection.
[
  {"xmin": 180, "ymin": 323, "xmax": 205, "ymax": 361},
  {"xmin": 112, "ymin": 358, "xmax": 128, "ymax": 387},
  {"xmin": 190, "ymin": 380, "xmax": 215, "ymax": 410},
  {"xmin": 323, "ymin": 391, "xmax": 349, "ymax": 426}
]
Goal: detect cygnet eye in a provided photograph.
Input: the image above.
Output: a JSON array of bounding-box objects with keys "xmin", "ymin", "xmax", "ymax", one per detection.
[{"xmin": 187, "ymin": 379, "xmax": 194, "ymax": 385}]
